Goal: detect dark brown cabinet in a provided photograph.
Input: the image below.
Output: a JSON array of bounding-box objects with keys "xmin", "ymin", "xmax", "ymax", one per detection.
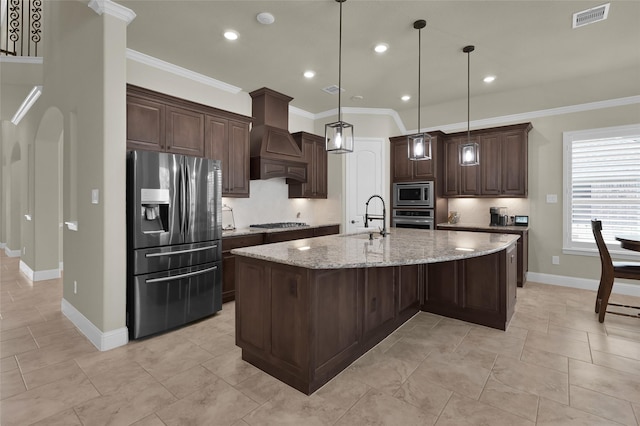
[
  {"xmin": 221, "ymin": 233, "xmax": 264, "ymax": 303},
  {"xmin": 436, "ymin": 224, "xmax": 528, "ymax": 288},
  {"xmin": 443, "ymin": 123, "xmax": 531, "ymax": 198},
  {"xmin": 288, "ymin": 132, "xmax": 327, "ymax": 199},
  {"xmin": 222, "ymin": 225, "xmax": 340, "ymax": 302},
  {"xmin": 126, "ymin": 84, "xmax": 252, "ymax": 197},
  {"xmin": 389, "ymin": 132, "xmax": 444, "ymax": 182},
  {"xmin": 165, "ymin": 105, "xmax": 204, "ymax": 157},
  {"xmin": 126, "ymin": 95, "xmax": 165, "ymax": 152},
  {"xmin": 423, "ymin": 245, "xmax": 516, "ymax": 330},
  {"xmin": 205, "ymin": 116, "xmax": 251, "ymax": 197}
]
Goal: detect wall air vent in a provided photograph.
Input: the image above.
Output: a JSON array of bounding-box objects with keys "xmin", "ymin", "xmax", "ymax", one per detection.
[
  {"xmin": 322, "ymin": 85, "xmax": 345, "ymax": 95},
  {"xmin": 572, "ymin": 3, "xmax": 610, "ymax": 28}
]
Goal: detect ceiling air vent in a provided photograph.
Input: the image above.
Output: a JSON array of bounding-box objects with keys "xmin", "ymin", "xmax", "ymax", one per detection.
[
  {"xmin": 573, "ymin": 3, "xmax": 610, "ymax": 28},
  {"xmin": 322, "ymin": 85, "xmax": 345, "ymax": 95}
]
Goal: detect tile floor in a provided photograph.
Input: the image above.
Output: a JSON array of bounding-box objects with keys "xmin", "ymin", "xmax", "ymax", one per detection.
[{"xmin": 2, "ymin": 251, "xmax": 640, "ymax": 425}]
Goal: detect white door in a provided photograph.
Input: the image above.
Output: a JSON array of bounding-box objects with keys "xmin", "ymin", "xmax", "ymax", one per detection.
[{"xmin": 345, "ymin": 138, "xmax": 386, "ymax": 234}]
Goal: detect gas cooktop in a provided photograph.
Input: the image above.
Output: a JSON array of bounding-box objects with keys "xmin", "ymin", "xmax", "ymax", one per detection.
[{"xmin": 249, "ymin": 222, "xmax": 308, "ymax": 229}]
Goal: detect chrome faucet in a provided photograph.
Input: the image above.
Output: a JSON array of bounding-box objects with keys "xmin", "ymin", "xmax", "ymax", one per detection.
[{"xmin": 364, "ymin": 194, "xmax": 387, "ymax": 237}]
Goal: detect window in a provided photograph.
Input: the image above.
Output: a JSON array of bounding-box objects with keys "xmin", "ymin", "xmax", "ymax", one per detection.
[{"xmin": 563, "ymin": 124, "xmax": 640, "ymax": 258}]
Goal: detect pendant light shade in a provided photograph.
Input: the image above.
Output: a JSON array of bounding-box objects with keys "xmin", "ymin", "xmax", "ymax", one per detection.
[
  {"xmin": 459, "ymin": 45, "xmax": 479, "ymax": 166},
  {"xmin": 408, "ymin": 19, "xmax": 432, "ymax": 161},
  {"xmin": 325, "ymin": 0, "xmax": 354, "ymax": 153}
]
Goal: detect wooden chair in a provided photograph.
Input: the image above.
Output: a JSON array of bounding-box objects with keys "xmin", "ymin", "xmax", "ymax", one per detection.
[{"xmin": 591, "ymin": 219, "xmax": 640, "ymax": 323}]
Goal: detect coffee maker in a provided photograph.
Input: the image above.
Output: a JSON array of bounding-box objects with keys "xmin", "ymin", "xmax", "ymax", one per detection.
[{"xmin": 490, "ymin": 207, "xmax": 508, "ymax": 226}]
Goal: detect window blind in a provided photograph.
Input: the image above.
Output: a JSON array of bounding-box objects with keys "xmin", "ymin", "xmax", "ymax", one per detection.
[{"xmin": 570, "ymin": 136, "xmax": 640, "ymax": 245}]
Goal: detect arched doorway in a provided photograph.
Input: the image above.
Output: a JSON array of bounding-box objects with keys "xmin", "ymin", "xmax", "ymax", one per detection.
[{"xmin": 29, "ymin": 107, "xmax": 64, "ymax": 280}]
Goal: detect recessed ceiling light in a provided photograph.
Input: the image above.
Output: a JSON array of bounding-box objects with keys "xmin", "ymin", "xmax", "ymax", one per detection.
[
  {"xmin": 303, "ymin": 70, "xmax": 315, "ymax": 79},
  {"xmin": 374, "ymin": 43, "xmax": 389, "ymax": 53},
  {"xmin": 223, "ymin": 30, "xmax": 239, "ymax": 41},
  {"xmin": 483, "ymin": 75, "xmax": 496, "ymax": 83},
  {"xmin": 257, "ymin": 12, "xmax": 275, "ymax": 25},
  {"xmin": 401, "ymin": 95, "xmax": 411, "ymax": 101}
]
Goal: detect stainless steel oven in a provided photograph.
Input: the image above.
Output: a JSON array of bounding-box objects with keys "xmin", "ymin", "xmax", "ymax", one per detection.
[
  {"xmin": 393, "ymin": 181, "xmax": 434, "ymax": 208},
  {"xmin": 392, "ymin": 209, "xmax": 434, "ymax": 230}
]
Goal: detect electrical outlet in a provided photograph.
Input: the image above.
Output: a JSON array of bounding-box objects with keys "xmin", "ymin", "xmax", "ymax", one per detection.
[
  {"xmin": 552, "ymin": 256, "xmax": 560, "ymax": 265},
  {"xmin": 91, "ymin": 189, "xmax": 99, "ymax": 204},
  {"xmin": 22, "ymin": 247, "xmax": 26, "ymax": 255},
  {"xmin": 74, "ymin": 280, "xmax": 77, "ymax": 294}
]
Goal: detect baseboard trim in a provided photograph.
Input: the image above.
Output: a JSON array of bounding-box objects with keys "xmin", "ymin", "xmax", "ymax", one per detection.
[
  {"xmin": 527, "ymin": 272, "xmax": 640, "ymax": 298},
  {"xmin": 61, "ymin": 298, "xmax": 129, "ymax": 351},
  {"xmin": 19, "ymin": 261, "xmax": 61, "ymax": 281},
  {"xmin": 4, "ymin": 246, "xmax": 21, "ymax": 257}
]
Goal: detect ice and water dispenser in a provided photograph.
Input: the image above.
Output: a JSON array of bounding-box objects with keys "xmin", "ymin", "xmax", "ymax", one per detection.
[{"xmin": 140, "ymin": 188, "xmax": 169, "ymax": 234}]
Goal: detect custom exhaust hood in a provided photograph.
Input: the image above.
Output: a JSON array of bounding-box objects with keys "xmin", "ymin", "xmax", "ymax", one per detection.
[{"xmin": 249, "ymin": 87, "xmax": 307, "ymax": 182}]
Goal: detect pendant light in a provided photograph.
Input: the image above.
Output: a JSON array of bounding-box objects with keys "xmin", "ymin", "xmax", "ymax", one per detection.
[
  {"xmin": 408, "ymin": 19, "xmax": 432, "ymax": 161},
  {"xmin": 325, "ymin": 0, "xmax": 354, "ymax": 153},
  {"xmin": 459, "ymin": 45, "xmax": 479, "ymax": 166}
]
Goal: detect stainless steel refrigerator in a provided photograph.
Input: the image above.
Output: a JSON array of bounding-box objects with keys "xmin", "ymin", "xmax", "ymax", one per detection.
[{"xmin": 126, "ymin": 150, "xmax": 222, "ymax": 339}]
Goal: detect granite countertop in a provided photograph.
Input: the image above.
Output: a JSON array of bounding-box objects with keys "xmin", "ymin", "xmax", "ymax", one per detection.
[
  {"xmin": 222, "ymin": 223, "xmax": 340, "ymax": 238},
  {"xmin": 436, "ymin": 222, "xmax": 529, "ymax": 232},
  {"xmin": 231, "ymin": 228, "xmax": 520, "ymax": 269}
]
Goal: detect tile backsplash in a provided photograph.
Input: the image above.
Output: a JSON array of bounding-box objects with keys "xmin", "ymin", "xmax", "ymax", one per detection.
[
  {"xmin": 222, "ymin": 178, "xmax": 340, "ymax": 229},
  {"xmin": 445, "ymin": 198, "xmax": 530, "ymax": 225}
]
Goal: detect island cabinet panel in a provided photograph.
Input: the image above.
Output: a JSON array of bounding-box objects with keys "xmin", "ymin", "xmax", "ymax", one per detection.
[
  {"xmin": 314, "ymin": 269, "xmax": 361, "ymax": 374},
  {"xmin": 235, "ymin": 260, "xmax": 270, "ymax": 352},
  {"xmin": 235, "ymin": 257, "xmax": 420, "ymax": 395},
  {"xmin": 363, "ymin": 267, "xmax": 396, "ymax": 337},
  {"xmin": 423, "ymin": 246, "xmax": 515, "ymax": 330},
  {"xmin": 398, "ymin": 264, "xmax": 421, "ymax": 316},
  {"xmin": 270, "ymin": 266, "xmax": 309, "ymax": 371},
  {"xmin": 425, "ymin": 260, "xmax": 459, "ymax": 307}
]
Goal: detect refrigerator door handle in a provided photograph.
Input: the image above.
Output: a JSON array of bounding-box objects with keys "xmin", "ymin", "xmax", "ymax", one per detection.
[
  {"xmin": 185, "ymin": 161, "xmax": 191, "ymax": 235},
  {"xmin": 180, "ymin": 161, "xmax": 187, "ymax": 236},
  {"xmin": 145, "ymin": 266, "xmax": 218, "ymax": 284},
  {"xmin": 145, "ymin": 245, "xmax": 217, "ymax": 258}
]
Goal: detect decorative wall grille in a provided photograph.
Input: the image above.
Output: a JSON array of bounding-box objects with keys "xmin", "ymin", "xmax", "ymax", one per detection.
[{"xmin": 1, "ymin": 0, "xmax": 42, "ymax": 57}]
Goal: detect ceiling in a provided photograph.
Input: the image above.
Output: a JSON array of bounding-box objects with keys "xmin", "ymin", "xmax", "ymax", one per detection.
[{"xmin": 93, "ymin": 1, "xmax": 640, "ymax": 119}]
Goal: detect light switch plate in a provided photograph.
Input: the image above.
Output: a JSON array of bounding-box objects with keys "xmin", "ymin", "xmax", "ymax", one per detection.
[
  {"xmin": 546, "ymin": 194, "xmax": 558, "ymax": 203},
  {"xmin": 91, "ymin": 189, "xmax": 99, "ymax": 204}
]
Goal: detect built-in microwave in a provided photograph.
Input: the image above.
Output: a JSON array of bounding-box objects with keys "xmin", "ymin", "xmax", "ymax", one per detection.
[{"xmin": 393, "ymin": 181, "xmax": 434, "ymax": 208}]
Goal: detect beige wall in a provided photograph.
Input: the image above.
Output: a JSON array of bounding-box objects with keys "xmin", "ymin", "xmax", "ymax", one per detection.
[
  {"xmin": 38, "ymin": 1, "xmax": 128, "ymax": 332},
  {"xmin": 527, "ymin": 104, "xmax": 640, "ymax": 280}
]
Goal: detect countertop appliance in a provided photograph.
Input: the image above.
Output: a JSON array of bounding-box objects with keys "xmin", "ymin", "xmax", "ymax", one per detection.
[
  {"xmin": 490, "ymin": 206, "xmax": 508, "ymax": 226},
  {"xmin": 127, "ymin": 151, "xmax": 222, "ymax": 340},
  {"xmin": 393, "ymin": 181, "xmax": 434, "ymax": 208}
]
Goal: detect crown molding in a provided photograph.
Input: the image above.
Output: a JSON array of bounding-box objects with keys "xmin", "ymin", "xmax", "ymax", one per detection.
[
  {"xmin": 422, "ymin": 95, "xmax": 640, "ymax": 134},
  {"xmin": 88, "ymin": 0, "xmax": 136, "ymax": 25},
  {"xmin": 124, "ymin": 48, "xmax": 639, "ymax": 132},
  {"xmin": 126, "ymin": 49, "xmax": 242, "ymax": 94}
]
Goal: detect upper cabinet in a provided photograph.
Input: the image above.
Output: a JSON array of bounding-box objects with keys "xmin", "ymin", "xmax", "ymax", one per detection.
[
  {"xmin": 288, "ymin": 132, "xmax": 327, "ymax": 199},
  {"xmin": 443, "ymin": 123, "xmax": 531, "ymax": 198},
  {"xmin": 205, "ymin": 116, "xmax": 251, "ymax": 197},
  {"xmin": 389, "ymin": 131, "xmax": 445, "ymax": 182},
  {"xmin": 126, "ymin": 85, "xmax": 252, "ymax": 197}
]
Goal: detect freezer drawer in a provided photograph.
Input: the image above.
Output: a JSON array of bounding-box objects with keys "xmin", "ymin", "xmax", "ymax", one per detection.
[
  {"xmin": 129, "ymin": 261, "xmax": 222, "ymax": 339},
  {"xmin": 133, "ymin": 240, "xmax": 221, "ymax": 275}
]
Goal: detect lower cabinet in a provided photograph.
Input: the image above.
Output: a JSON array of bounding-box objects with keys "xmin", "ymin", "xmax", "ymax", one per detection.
[
  {"xmin": 423, "ymin": 245, "xmax": 516, "ymax": 330},
  {"xmin": 222, "ymin": 234, "xmax": 264, "ymax": 303},
  {"xmin": 222, "ymin": 225, "xmax": 340, "ymax": 302}
]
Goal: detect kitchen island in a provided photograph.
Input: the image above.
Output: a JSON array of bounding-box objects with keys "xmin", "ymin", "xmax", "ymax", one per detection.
[{"xmin": 232, "ymin": 228, "xmax": 519, "ymax": 394}]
